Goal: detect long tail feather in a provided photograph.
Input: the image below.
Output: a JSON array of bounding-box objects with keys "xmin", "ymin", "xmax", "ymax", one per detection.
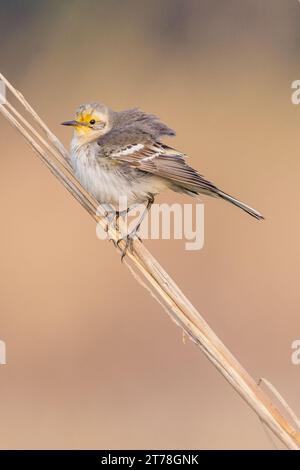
[{"xmin": 216, "ymin": 190, "xmax": 264, "ymax": 220}]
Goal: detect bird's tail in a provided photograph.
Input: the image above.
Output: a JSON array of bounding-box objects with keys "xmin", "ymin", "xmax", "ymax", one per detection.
[
  {"xmin": 155, "ymin": 151, "xmax": 264, "ymax": 219},
  {"xmin": 216, "ymin": 190, "xmax": 264, "ymax": 220}
]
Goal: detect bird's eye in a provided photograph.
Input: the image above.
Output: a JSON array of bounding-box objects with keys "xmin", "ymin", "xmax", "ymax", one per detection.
[{"xmin": 89, "ymin": 119, "xmax": 96, "ymax": 125}]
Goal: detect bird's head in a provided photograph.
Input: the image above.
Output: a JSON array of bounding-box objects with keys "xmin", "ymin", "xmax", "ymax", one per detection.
[{"xmin": 61, "ymin": 102, "xmax": 112, "ymax": 143}]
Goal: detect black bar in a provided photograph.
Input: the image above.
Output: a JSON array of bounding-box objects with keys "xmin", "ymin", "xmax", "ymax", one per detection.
[{"xmin": 0, "ymin": 449, "xmax": 294, "ymax": 464}]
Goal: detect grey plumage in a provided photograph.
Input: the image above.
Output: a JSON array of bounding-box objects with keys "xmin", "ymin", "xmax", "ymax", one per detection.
[
  {"xmin": 65, "ymin": 102, "xmax": 264, "ymax": 221},
  {"xmin": 112, "ymin": 108, "xmax": 176, "ymax": 139}
]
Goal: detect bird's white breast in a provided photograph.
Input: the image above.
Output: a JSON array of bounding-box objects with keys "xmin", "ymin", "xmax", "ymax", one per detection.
[{"xmin": 70, "ymin": 140, "xmax": 166, "ymax": 208}]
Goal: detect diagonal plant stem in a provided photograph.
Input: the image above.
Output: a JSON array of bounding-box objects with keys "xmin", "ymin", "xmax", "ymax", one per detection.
[
  {"xmin": 0, "ymin": 73, "xmax": 70, "ymax": 162},
  {"xmin": 0, "ymin": 74, "xmax": 299, "ymax": 450},
  {"xmin": 259, "ymin": 378, "xmax": 300, "ymax": 431}
]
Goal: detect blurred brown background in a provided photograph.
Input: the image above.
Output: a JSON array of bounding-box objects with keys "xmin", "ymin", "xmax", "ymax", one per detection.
[{"xmin": 0, "ymin": 0, "xmax": 300, "ymax": 450}]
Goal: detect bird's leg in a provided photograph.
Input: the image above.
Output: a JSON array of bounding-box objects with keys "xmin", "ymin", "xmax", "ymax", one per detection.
[
  {"xmin": 117, "ymin": 195, "xmax": 154, "ymax": 261},
  {"xmin": 115, "ymin": 208, "xmax": 130, "ymax": 242},
  {"xmin": 101, "ymin": 204, "xmax": 119, "ymax": 245},
  {"xmin": 104, "ymin": 211, "xmax": 115, "ymax": 233},
  {"xmin": 115, "ymin": 209, "xmax": 130, "ymax": 229}
]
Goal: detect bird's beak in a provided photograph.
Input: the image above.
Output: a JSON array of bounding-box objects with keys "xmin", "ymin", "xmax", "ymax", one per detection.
[{"xmin": 61, "ymin": 120, "xmax": 80, "ymax": 127}]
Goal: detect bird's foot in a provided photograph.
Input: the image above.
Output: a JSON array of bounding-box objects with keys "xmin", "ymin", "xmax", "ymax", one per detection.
[
  {"xmin": 117, "ymin": 236, "xmax": 134, "ymax": 261},
  {"xmin": 116, "ymin": 227, "xmax": 142, "ymax": 261},
  {"xmin": 103, "ymin": 210, "xmax": 115, "ymax": 234},
  {"xmin": 103, "ymin": 209, "xmax": 127, "ymax": 246}
]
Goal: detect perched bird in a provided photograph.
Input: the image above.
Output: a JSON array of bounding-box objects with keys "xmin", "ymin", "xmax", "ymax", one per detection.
[{"xmin": 62, "ymin": 102, "xmax": 263, "ymax": 255}]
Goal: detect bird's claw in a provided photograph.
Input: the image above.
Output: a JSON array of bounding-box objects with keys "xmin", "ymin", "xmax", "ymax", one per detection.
[
  {"xmin": 103, "ymin": 205, "xmax": 145, "ymax": 260},
  {"xmin": 116, "ymin": 230, "xmax": 140, "ymax": 261}
]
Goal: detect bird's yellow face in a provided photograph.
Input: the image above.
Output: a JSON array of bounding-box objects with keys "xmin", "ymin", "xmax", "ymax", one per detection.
[{"xmin": 62, "ymin": 106, "xmax": 110, "ymax": 142}]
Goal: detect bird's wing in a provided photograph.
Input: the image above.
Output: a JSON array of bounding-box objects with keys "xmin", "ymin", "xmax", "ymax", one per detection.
[
  {"xmin": 97, "ymin": 129, "xmax": 218, "ymax": 195},
  {"xmin": 97, "ymin": 129, "xmax": 264, "ymax": 219}
]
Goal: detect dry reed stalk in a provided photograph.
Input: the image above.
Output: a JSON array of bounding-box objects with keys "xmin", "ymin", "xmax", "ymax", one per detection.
[{"xmin": 0, "ymin": 72, "xmax": 300, "ymax": 450}]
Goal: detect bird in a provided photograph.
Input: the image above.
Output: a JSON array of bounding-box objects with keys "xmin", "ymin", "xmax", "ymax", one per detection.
[{"xmin": 62, "ymin": 102, "xmax": 264, "ymax": 257}]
